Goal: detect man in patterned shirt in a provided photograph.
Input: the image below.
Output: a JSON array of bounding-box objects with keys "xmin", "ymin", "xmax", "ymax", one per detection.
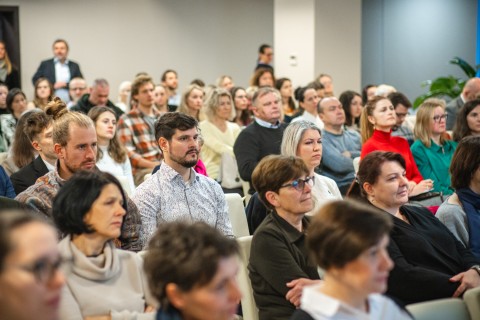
[
  {"xmin": 133, "ymin": 112, "xmax": 234, "ymax": 248},
  {"xmin": 118, "ymin": 75, "xmax": 162, "ymax": 185}
]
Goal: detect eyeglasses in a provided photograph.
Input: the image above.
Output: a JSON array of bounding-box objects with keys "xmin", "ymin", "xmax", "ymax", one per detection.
[
  {"xmin": 280, "ymin": 176, "xmax": 315, "ymax": 192},
  {"xmin": 12, "ymin": 256, "xmax": 70, "ymax": 284},
  {"xmin": 433, "ymin": 114, "xmax": 448, "ymax": 122}
]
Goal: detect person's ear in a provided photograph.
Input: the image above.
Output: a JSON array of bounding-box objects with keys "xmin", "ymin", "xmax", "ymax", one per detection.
[
  {"xmin": 265, "ymin": 190, "xmax": 280, "ymax": 208},
  {"xmin": 363, "ymin": 182, "xmax": 375, "ymax": 197},
  {"xmin": 158, "ymin": 137, "xmax": 169, "ymax": 153},
  {"xmin": 165, "ymin": 283, "xmax": 187, "ymax": 310},
  {"xmin": 31, "ymin": 140, "xmax": 41, "ymax": 152},
  {"xmin": 367, "ymin": 115, "xmax": 376, "ymax": 126},
  {"xmin": 54, "ymin": 143, "xmax": 63, "ymax": 159}
]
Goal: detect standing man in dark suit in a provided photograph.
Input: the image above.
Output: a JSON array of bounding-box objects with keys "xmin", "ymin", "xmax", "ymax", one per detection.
[
  {"xmin": 446, "ymin": 77, "xmax": 480, "ymax": 130},
  {"xmin": 32, "ymin": 39, "xmax": 83, "ymax": 103},
  {"xmin": 10, "ymin": 111, "xmax": 56, "ymax": 194}
]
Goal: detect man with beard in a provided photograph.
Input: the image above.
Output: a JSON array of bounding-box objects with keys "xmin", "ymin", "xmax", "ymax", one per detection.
[
  {"xmin": 133, "ymin": 112, "xmax": 233, "ymax": 248},
  {"xmin": 16, "ymin": 98, "xmax": 142, "ymax": 251},
  {"xmin": 161, "ymin": 69, "xmax": 180, "ymax": 111}
]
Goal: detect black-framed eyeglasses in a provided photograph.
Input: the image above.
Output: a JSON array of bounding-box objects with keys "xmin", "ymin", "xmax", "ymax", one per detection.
[
  {"xmin": 280, "ymin": 176, "xmax": 315, "ymax": 192},
  {"xmin": 12, "ymin": 256, "xmax": 70, "ymax": 284},
  {"xmin": 433, "ymin": 114, "xmax": 448, "ymax": 122}
]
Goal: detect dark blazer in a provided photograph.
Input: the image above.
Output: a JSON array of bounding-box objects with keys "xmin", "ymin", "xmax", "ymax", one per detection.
[
  {"xmin": 10, "ymin": 156, "xmax": 49, "ymax": 195},
  {"xmin": 4, "ymin": 68, "xmax": 20, "ymax": 89},
  {"xmin": 31, "ymin": 58, "xmax": 83, "ymax": 87},
  {"xmin": 446, "ymin": 96, "xmax": 464, "ymax": 130}
]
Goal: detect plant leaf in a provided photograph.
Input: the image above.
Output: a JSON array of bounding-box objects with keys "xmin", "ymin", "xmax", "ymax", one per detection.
[{"xmin": 450, "ymin": 57, "xmax": 476, "ymax": 78}]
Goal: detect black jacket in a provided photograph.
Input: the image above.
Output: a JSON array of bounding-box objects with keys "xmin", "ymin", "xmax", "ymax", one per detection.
[
  {"xmin": 71, "ymin": 94, "xmax": 124, "ymax": 119},
  {"xmin": 10, "ymin": 156, "xmax": 49, "ymax": 195},
  {"xmin": 32, "ymin": 58, "xmax": 83, "ymax": 87}
]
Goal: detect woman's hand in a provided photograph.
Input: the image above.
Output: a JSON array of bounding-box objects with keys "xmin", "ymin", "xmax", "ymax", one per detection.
[
  {"xmin": 450, "ymin": 269, "xmax": 480, "ymax": 297},
  {"xmin": 409, "ymin": 179, "xmax": 433, "ymax": 197},
  {"xmin": 145, "ymin": 305, "xmax": 155, "ymax": 313},
  {"xmin": 285, "ymin": 278, "xmax": 322, "ymax": 307}
]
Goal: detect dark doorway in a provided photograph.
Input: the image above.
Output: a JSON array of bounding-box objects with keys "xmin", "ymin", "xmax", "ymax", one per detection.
[{"xmin": 0, "ymin": 6, "xmax": 20, "ymax": 88}]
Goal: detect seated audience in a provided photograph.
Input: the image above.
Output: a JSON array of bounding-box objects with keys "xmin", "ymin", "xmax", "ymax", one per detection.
[
  {"xmin": 71, "ymin": 78, "xmax": 124, "ymax": 118},
  {"xmin": 133, "ymin": 112, "xmax": 233, "ymax": 247},
  {"xmin": 117, "ymin": 75, "xmax": 162, "ymax": 185},
  {"xmin": 16, "ymin": 98, "xmax": 141, "ymax": 251},
  {"xmin": 0, "ymin": 88, "xmax": 31, "ymax": 151},
  {"xmin": 199, "ymin": 88, "xmax": 241, "ymax": 186},
  {"xmin": 316, "ymin": 73, "xmax": 334, "ymax": 97},
  {"xmin": 231, "ymin": 86, "xmax": 252, "ymax": 127},
  {"xmin": 362, "ymin": 84, "xmax": 377, "ymax": 104},
  {"xmin": 216, "ymin": 75, "xmax": 234, "ymax": 90},
  {"xmin": 153, "ymin": 83, "xmax": 169, "ymax": 113},
  {"xmin": 115, "ymin": 80, "xmax": 131, "ymax": 113},
  {"xmin": 437, "ymin": 136, "xmax": 480, "ymax": 259},
  {"xmin": 66, "ymin": 77, "xmax": 88, "ymax": 109},
  {"xmin": 234, "ymin": 87, "xmax": 286, "ymax": 193},
  {"xmin": 249, "ymin": 155, "xmax": 321, "ymax": 320},
  {"xmin": 411, "ymin": 98, "xmax": 457, "ymax": 195},
  {"xmin": 453, "ymin": 99, "xmax": 480, "ymax": 141},
  {"xmin": 388, "ymin": 92, "xmax": 415, "ymax": 145},
  {"xmin": 250, "ymin": 67, "xmax": 275, "ymax": 89},
  {"xmin": 339, "ymin": 90, "xmax": 363, "ymax": 132},
  {"xmin": 0, "ymin": 165, "xmax": 15, "ymax": 198},
  {"xmin": 144, "ymin": 222, "xmax": 241, "ymax": 320},
  {"xmin": 0, "ymin": 82, "xmax": 8, "ymax": 116},
  {"xmin": 292, "ymin": 200, "xmax": 411, "ymax": 320},
  {"xmin": 53, "ymin": 171, "xmax": 155, "ymax": 319},
  {"xmin": 275, "ymin": 77, "xmax": 296, "ymax": 123},
  {"xmin": 88, "ymin": 106, "xmax": 135, "ymax": 193},
  {"xmin": 177, "ymin": 84, "xmax": 205, "ymax": 121},
  {"xmin": 318, "ymin": 97, "xmax": 361, "ymax": 195},
  {"xmin": 446, "ymin": 77, "xmax": 480, "ymax": 130},
  {"xmin": 10, "ymin": 111, "xmax": 55, "ymax": 194},
  {"xmin": 1, "ymin": 109, "xmax": 38, "ymax": 176},
  {"xmin": 0, "ymin": 40, "xmax": 20, "ymax": 89},
  {"xmin": 291, "ymin": 86, "xmax": 323, "ymax": 129},
  {"xmin": 161, "ymin": 69, "xmax": 180, "ymax": 111},
  {"xmin": 309, "ymin": 80, "xmax": 326, "ymax": 99},
  {"xmin": 360, "ymin": 96, "xmax": 431, "ymax": 197},
  {"xmin": 27, "ymin": 77, "xmax": 53, "ymax": 110},
  {"xmin": 0, "ymin": 210, "xmax": 65, "ymax": 320},
  {"xmin": 246, "ymin": 121, "xmax": 342, "ymax": 233},
  {"xmin": 348, "ymin": 151, "xmax": 480, "ymax": 304}
]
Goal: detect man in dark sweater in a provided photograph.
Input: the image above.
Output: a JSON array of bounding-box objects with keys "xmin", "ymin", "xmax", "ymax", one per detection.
[
  {"xmin": 234, "ymin": 87, "xmax": 286, "ymax": 194},
  {"xmin": 71, "ymin": 78, "xmax": 124, "ymax": 119}
]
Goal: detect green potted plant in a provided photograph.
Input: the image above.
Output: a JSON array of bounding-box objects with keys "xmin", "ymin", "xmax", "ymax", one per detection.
[{"xmin": 413, "ymin": 57, "xmax": 479, "ymax": 108}]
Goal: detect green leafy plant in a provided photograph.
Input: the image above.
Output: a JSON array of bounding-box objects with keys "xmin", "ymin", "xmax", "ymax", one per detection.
[{"xmin": 413, "ymin": 57, "xmax": 479, "ymax": 108}]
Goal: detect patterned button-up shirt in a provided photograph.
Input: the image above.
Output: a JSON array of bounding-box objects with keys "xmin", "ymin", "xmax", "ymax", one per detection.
[
  {"xmin": 15, "ymin": 167, "xmax": 143, "ymax": 252},
  {"xmin": 132, "ymin": 162, "xmax": 234, "ymax": 248},
  {"xmin": 117, "ymin": 108, "xmax": 162, "ymax": 175}
]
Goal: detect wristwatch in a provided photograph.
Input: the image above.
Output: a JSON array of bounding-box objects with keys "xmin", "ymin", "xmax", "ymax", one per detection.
[{"xmin": 470, "ymin": 265, "xmax": 480, "ymax": 276}]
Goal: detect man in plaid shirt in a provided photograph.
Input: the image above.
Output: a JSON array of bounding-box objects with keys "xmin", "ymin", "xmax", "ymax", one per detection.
[{"xmin": 118, "ymin": 75, "xmax": 162, "ymax": 185}]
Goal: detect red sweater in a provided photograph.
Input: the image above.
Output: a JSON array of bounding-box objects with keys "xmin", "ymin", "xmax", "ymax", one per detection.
[{"xmin": 361, "ymin": 130, "xmax": 423, "ymax": 183}]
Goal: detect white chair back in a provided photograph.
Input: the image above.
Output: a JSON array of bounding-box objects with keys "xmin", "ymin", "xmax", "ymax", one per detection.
[
  {"xmin": 225, "ymin": 193, "xmax": 249, "ymax": 238},
  {"xmin": 237, "ymin": 236, "xmax": 258, "ymax": 320},
  {"xmin": 406, "ymin": 298, "xmax": 470, "ymax": 320},
  {"xmin": 353, "ymin": 156, "xmax": 360, "ymax": 174},
  {"xmin": 464, "ymin": 286, "xmax": 480, "ymax": 320}
]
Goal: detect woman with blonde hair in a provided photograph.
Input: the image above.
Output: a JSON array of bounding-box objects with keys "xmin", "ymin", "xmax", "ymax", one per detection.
[
  {"xmin": 199, "ymin": 88, "xmax": 241, "ymax": 190},
  {"xmin": 177, "ymin": 84, "xmax": 205, "ymax": 121},
  {"xmin": 411, "ymin": 98, "xmax": 457, "ymax": 195},
  {"xmin": 0, "ymin": 40, "xmax": 20, "ymax": 89},
  {"xmin": 360, "ymin": 96, "xmax": 431, "ymax": 197},
  {"xmin": 27, "ymin": 77, "xmax": 54, "ymax": 110},
  {"xmin": 88, "ymin": 106, "xmax": 135, "ymax": 194}
]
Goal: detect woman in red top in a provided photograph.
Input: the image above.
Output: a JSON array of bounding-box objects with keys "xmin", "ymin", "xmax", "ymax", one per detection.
[{"xmin": 360, "ymin": 96, "xmax": 432, "ymax": 197}]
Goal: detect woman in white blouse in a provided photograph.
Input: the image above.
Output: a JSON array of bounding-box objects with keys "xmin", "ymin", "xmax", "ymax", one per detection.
[
  {"xmin": 88, "ymin": 106, "xmax": 135, "ymax": 194},
  {"xmin": 199, "ymin": 88, "xmax": 241, "ymax": 189}
]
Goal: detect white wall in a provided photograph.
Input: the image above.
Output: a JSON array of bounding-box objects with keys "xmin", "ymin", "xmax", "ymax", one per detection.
[
  {"xmin": 274, "ymin": 0, "xmax": 315, "ymax": 88},
  {"xmin": 315, "ymin": 0, "xmax": 362, "ymax": 96},
  {"xmin": 4, "ymin": 0, "xmax": 274, "ymax": 100}
]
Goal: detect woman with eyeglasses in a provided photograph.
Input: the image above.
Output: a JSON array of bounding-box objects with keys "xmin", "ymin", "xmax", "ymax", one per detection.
[
  {"xmin": 360, "ymin": 96, "xmax": 432, "ymax": 197},
  {"xmin": 53, "ymin": 170, "xmax": 155, "ymax": 320},
  {"xmin": 0, "ymin": 210, "xmax": 65, "ymax": 320},
  {"xmin": 411, "ymin": 98, "xmax": 457, "ymax": 196},
  {"xmin": 249, "ymin": 155, "xmax": 321, "ymax": 320}
]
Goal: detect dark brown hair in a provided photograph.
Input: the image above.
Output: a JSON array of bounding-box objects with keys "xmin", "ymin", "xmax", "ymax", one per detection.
[
  {"xmin": 450, "ymin": 136, "xmax": 480, "ymax": 189},
  {"xmin": 308, "ymin": 200, "xmax": 393, "ymax": 270}
]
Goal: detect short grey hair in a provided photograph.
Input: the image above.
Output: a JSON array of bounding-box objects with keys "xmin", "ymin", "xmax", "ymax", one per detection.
[
  {"xmin": 281, "ymin": 120, "xmax": 322, "ymax": 157},
  {"xmin": 252, "ymin": 87, "xmax": 281, "ymax": 108}
]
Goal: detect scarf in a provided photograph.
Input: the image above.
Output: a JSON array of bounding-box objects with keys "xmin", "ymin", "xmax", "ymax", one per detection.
[
  {"xmin": 0, "ymin": 59, "xmax": 7, "ymax": 82},
  {"xmin": 457, "ymin": 187, "xmax": 480, "ymax": 259}
]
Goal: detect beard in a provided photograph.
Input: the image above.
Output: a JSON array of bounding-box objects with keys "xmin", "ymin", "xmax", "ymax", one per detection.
[{"xmin": 170, "ymin": 149, "xmax": 198, "ymax": 168}]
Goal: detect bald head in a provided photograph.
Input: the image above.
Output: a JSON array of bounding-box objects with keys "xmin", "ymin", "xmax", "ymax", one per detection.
[
  {"xmin": 318, "ymin": 97, "xmax": 340, "ymax": 113},
  {"xmin": 463, "ymin": 78, "xmax": 480, "ymax": 102}
]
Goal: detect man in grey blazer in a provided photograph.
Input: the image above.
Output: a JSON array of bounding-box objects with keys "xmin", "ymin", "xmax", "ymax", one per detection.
[
  {"xmin": 446, "ymin": 77, "xmax": 480, "ymax": 130},
  {"xmin": 32, "ymin": 39, "xmax": 83, "ymax": 103}
]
